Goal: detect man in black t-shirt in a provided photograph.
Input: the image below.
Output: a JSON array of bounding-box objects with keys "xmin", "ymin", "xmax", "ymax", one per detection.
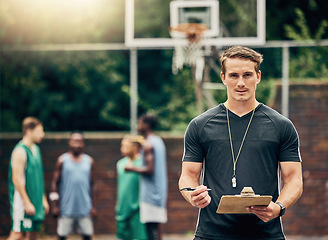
[{"xmin": 179, "ymin": 46, "xmax": 303, "ymax": 240}]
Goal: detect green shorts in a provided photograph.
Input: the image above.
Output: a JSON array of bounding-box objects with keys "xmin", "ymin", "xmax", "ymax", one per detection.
[
  {"xmin": 11, "ymin": 218, "xmax": 43, "ymax": 232},
  {"xmin": 116, "ymin": 212, "xmax": 147, "ymax": 240}
]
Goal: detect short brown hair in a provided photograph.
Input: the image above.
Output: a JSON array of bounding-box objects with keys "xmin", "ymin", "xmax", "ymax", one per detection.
[
  {"xmin": 22, "ymin": 117, "xmax": 42, "ymax": 135},
  {"xmin": 220, "ymin": 46, "xmax": 263, "ymax": 75}
]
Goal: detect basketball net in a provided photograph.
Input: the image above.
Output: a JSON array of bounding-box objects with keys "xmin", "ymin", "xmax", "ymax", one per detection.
[{"xmin": 170, "ymin": 23, "xmax": 208, "ymax": 75}]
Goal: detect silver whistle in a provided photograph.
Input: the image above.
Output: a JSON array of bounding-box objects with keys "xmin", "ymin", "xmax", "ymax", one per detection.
[{"xmin": 232, "ymin": 176, "xmax": 237, "ymax": 188}]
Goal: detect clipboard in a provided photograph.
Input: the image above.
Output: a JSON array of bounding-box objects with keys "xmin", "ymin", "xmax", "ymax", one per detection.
[{"xmin": 216, "ymin": 187, "xmax": 272, "ymax": 214}]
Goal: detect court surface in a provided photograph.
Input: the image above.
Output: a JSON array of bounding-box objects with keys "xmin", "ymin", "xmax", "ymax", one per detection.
[{"xmin": 1, "ymin": 234, "xmax": 327, "ymax": 240}]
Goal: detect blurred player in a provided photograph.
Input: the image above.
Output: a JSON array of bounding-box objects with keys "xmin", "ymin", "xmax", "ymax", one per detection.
[
  {"xmin": 8, "ymin": 117, "xmax": 49, "ymax": 240},
  {"xmin": 116, "ymin": 135, "xmax": 147, "ymax": 240},
  {"xmin": 50, "ymin": 131, "xmax": 97, "ymax": 240}
]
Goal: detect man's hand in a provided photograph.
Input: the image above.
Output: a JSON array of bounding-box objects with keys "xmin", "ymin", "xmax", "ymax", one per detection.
[
  {"xmin": 190, "ymin": 185, "xmax": 211, "ymax": 209},
  {"xmin": 25, "ymin": 201, "xmax": 36, "ymax": 216},
  {"xmin": 49, "ymin": 192, "xmax": 60, "ymax": 217},
  {"xmin": 90, "ymin": 207, "xmax": 97, "ymax": 219},
  {"xmin": 124, "ymin": 165, "xmax": 135, "ymax": 172},
  {"xmin": 51, "ymin": 206, "xmax": 60, "ymax": 218},
  {"xmin": 246, "ymin": 201, "xmax": 281, "ymax": 222},
  {"xmin": 43, "ymin": 198, "xmax": 50, "ymax": 214}
]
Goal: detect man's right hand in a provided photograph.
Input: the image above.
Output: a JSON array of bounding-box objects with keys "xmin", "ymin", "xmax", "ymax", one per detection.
[
  {"xmin": 25, "ymin": 201, "xmax": 35, "ymax": 216},
  {"xmin": 190, "ymin": 185, "xmax": 211, "ymax": 209},
  {"xmin": 51, "ymin": 206, "xmax": 60, "ymax": 218}
]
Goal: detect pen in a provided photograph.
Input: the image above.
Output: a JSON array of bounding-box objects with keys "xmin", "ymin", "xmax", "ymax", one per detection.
[{"xmin": 180, "ymin": 187, "xmax": 212, "ymax": 191}]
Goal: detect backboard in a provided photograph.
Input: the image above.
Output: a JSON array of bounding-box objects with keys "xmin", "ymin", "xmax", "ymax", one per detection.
[
  {"xmin": 170, "ymin": 0, "xmax": 219, "ymax": 38},
  {"xmin": 125, "ymin": 0, "xmax": 266, "ymax": 48}
]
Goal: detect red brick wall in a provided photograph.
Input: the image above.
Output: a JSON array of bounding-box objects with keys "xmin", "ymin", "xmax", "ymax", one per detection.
[
  {"xmin": 0, "ymin": 82, "xmax": 327, "ymax": 236},
  {"xmin": 272, "ymin": 82, "xmax": 328, "ymax": 235}
]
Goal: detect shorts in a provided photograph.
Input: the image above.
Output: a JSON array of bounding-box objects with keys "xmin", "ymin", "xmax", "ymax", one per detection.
[
  {"xmin": 11, "ymin": 191, "xmax": 43, "ymax": 232},
  {"xmin": 116, "ymin": 211, "xmax": 147, "ymax": 240},
  {"xmin": 11, "ymin": 219, "xmax": 43, "ymax": 232},
  {"xmin": 57, "ymin": 216, "xmax": 94, "ymax": 236},
  {"xmin": 140, "ymin": 202, "xmax": 167, "ymax": 223}
]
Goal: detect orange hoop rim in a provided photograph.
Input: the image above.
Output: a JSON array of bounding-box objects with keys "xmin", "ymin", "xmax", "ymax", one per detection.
[
  {"xmin": 170, "ymin": 23, "xmax": 209, "ymax": 43},
  {"xmin": 170, "ymin": 23, "xmax": 209, "ymax": 34}
]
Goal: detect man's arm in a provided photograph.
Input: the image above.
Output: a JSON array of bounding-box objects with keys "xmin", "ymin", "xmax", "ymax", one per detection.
[
  {"xmin": 90, "ymin": 157, "xmax": 97, "ymax": 218},
  {"xmin": 11, "ymin": 147, "xmax": 35, "ymax": 215},
  {"xmin": 248, "ymin": 161, "xmax": 303, "ymax": 222},
  {"xmin": 276, "ymin": 161, "xmax": 303, "ymax": 208},
  {"xmin": 43, "ymin": 194, "xmax": 49, "ymax": 214},
  {"xmin": 179, "ymin": 161, "xmax": 211, "ymax": 208},
  {"xmin": 124, "ymin": 140, "xmax": 154, "ymax": 175},
  {"xmin": 49, "ymin": 156, "xmax": 63, "ymax": 217}
]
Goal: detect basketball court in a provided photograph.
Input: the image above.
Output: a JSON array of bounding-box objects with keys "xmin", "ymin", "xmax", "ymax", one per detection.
[
  {"xmin": 1, "ymin": 0, "xmax": 328, "ymax": 238},
  {"xmin": 0, "ymin": 234, "xmax": 327, "ymax": 240},
  {"xmin": 1, "ymin": 234, "xmax": 327, "ymax": 240}
]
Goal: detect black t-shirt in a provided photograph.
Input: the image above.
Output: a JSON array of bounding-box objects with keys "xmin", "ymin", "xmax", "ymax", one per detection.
[{"xmin": 183, "ymin": 103, "xmax": 301, "ymax": 240}]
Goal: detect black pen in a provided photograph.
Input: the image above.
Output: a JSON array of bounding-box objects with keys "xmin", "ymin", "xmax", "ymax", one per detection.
[{"xmin": 180, "ymin": 187, "xmax": 212, "ymax": 192}]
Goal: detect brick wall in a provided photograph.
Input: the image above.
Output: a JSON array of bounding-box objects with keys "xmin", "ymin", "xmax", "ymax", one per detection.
[
  {"xmin": 272, "ymin": 82, "xmax": 328, "ymax": 235},
  {"xmin": 0, "ymin": 82, "xmax": 327, "ymax": 236}
]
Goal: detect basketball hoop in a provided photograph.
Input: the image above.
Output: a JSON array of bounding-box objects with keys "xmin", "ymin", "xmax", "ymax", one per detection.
[{"xmin": 170, "ymin": 23, "xmax": 208, "ymax": 74}]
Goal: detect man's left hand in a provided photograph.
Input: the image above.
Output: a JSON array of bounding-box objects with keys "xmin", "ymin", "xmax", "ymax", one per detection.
[{"xmin": 246, "ymin": 201, "xmax": 281, "ymax": 222}]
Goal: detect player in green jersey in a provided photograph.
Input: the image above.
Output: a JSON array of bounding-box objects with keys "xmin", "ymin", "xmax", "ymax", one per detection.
[
  {"xmin": 7, "ymin": 117, "xmax": 49, "ymax": 240},
  {"xmin": 116, "ymin": 135, "xmax": 147, "ymax": 240}
]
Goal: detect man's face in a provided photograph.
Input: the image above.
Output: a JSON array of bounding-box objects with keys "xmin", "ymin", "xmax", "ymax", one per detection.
[
  {"xmin": 120, "ymin": 139, "xmax": 132, "ymax": 157},
  {"xmin": 137, "ymin": 119, "xmax": 147, "ymax": 136},
  {"xmin": 69, "ymin": 133, "xmax": 84, "ymax": 155},
  {"xmin": 221, "ymin": 58, "xmax": 261, "ymax": 103},
  {"xmin": 30, "ymin": 125, "xmax": 45, "ymax": 144}
]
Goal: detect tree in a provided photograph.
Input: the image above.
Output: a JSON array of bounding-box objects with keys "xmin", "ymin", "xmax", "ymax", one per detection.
[
  {"xmin": 0, "ymin": 51, "xmax": 130, "ymax": 131},
  {"xmin": 284, "ymin": 8, "xmax": 328, "ymax": 78}
]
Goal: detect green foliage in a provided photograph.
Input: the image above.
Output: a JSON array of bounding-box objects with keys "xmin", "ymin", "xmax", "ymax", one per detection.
[
  {"xmin": 284, "ymin": 8, "xmax": 327, "ymax": 40},
  {"xmin": 155, "ymin": 69, "xmax": 199, "ymax": 131},
  {"xmin": 266, "ymin": 0, "xmax": 328, "ymax": 40},
  {"xmin": 223, "ymin": 0, "xmax": 257, "ymax": 37},
  {"xmin": 284, "ymin": 8, "xmax": 328, "ymax": 78},
  {"xmin": 0, "ymin": 48, "xmax": 202, "ymax": 132},
  {"xmin": 137, "ymin": 50, "xmax": 198, "ymax": 131},
  {"xmin": 134, "ymin": 0, "xmax": 171, "ymax": 38},
  {"xmin": 0, "ymin": 51, "xmax": 130, "ymax": 131},
  {"xmin": 256, "ymin": 79, "xmax": 276, "ymax": 105}
]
